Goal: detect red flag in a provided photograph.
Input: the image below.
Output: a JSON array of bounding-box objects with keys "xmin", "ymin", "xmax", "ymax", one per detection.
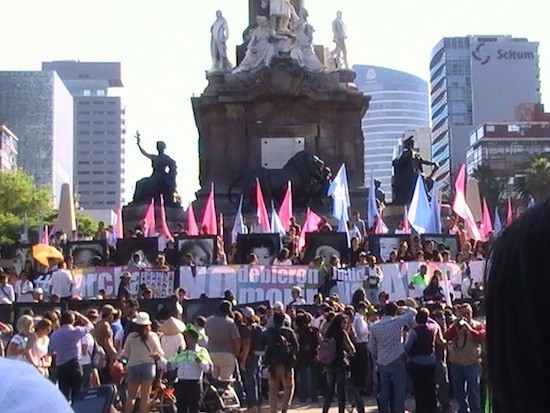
[
  {"xmin": 255, "ymin": 178, "xmax": 271, "ymax": 233},
  {"xmin": 143, "ymin": 199, "xmax": 156, "ymax": 237},
  {"xmin": 482, "ymin": 198, "xmax": 493, "ymax": 241},
  {"xmin": 186, "ymin": 202, "xmax": 199, "ymax": 236},
  {"xmin": 40, "ymin": 224, "xmax": 49, "ymax": 245},
  {"xmin": 201, "ymin": 183, "xmax": 218, "ymax": 235},
  {"xmin": 298, "ymin": 208, "xmax": 322, "ymax": 250},
  {"xmin": 115, "ymin": 206, "xmax": 123, "ymax": 239},
  {"xmin": 506, "ymin": 198, "xmax": 514, "ymax": 226},
  {"xmin": 159, "ymin": 195, "xmax": 173, "ymax": 241},
  {"xmin": 452, "ymin": 164, "xmax": 482, "ymax": 241},
  {"xmin": 278, "ymin": 181, "xmax": 293, "ymax": 231}
]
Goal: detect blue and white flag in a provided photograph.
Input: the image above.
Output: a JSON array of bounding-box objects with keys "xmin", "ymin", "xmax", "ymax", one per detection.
[
  {"xmin": 328, "ymin": 164, "xmax": 350, "ymax": 220},
  {"xmin": 407, "ymin": 175, "xmax": 431, "ymax": 234},
  {"xmin": 493, "ymin": 206, "xmax": 502, "ymax": 235},
  {"xmin": 231, "ymin": 195, "xmax": 248, "ymax": 244},
  {"xmin": 429, "ymin": 181, "xmax": 442, "ymax": 233},
  {"xmin": 270, "ymin": 201, "xmax": 286, "ymax": 236}
]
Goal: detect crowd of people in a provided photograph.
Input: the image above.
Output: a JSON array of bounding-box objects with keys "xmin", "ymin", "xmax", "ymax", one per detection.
[{"xmin": 0, "ymin": 270, "xmax": 488, "ymax": 413}]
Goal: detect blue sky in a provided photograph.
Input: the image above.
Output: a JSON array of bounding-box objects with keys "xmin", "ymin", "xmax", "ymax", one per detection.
[{"xmin": 2, "ymin": 0, "xmax": 548, "ymax": 205}]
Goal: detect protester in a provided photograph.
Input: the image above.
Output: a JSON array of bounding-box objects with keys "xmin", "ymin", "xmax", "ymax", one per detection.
[
  {"xmin": 369, "ymin": 302, "xmax": 417, "ymax": 413},
  {"xmin": 364, "ymin": 255, "xmax": 383, "ymax": 304},
  {"xmin": 170, "ymin": 323, "xmax": 213, "ymax": 413},
  {"xmin": 117, "ymin": 271, "xmax": 133, "ymax": 302},
  {"xmin": 205, "ymin": 301, "xmax": 241, "ymax": 381},
  {"xmin": 405, "ymin": 308, "xmax": 445, "ymax": 413},
  {"xmin": 120, "ymin": 311, "xmax": 165, "ymax": 413},
  {"xmin": 423, "ymin": 270, "xmax": 445, "ymax": 302},
  {"xmin": 288, "ymin": 286, "xmax": 306, "ymax": 306},
  {"xmin": 444, "ymin": 303, "xmax": 485, "ymax": 413},
  {"xmin": 240, "ymin": 307, "xmax": 266, "ymax": 413},
  {"xmin": 95, "ymin": 304, "xmax": 118, "ymax": 382},
  {"xmin": 15, "ymin": 270, "xmax": 34, "ymax": 303},
  {"xmin": 28, "ymin": 318, "xmax": 53, "ymax": 377},
  {"xmin": 49, "ymin": 259, "xmax": 74, "ymax": 302},
  {"xmin": 352, "ymin": 301, "xmax": 370, "ymax": 393},
  {"xmin": 264, "ymin": 311, "xmax": 299, "ymax": 413},
  {"xmin": 6, "ymin": 314, "xmax": 35, "ymax": 362},
  {"xmin": 294, "ymin": 312, "xmax": 320, "ymax": 404},
  {"xmin": 0, "ymin": 270, "xmax": 16, "ymax": 305},
  {"xmin": 49, "ymin": 310, "xmax": 94, "ymax": 401}
]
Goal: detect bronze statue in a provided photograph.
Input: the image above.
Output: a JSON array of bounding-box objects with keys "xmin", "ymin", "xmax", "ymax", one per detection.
[
  {"xmin": 227, "ymin": 150, "xmax": 329, "ymax": 209},
  {"xmin": 132, "ymin": 131, "xmax": 180, "ymax": 206},
  {"xmin": 392, "ymin": 135, "xmax": 438, "ymax": 205}
]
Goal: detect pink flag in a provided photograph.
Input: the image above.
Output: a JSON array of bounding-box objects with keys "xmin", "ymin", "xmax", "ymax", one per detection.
[
  {"xmin": 506, "ymin": 198, "xmax": 514, "ymax": 226},
  {"xmin": 40, "ymin": 224, "xmax": 49, "ymax": 245},
  {"xmin": 403, "ymin": 206, "xmax": 411, "ymax": 234},
  {"xmin": 298, "ymin": 208, "xmax": 322, "ymax": 251},
  {"xmin": 255, "ymin": 178, "xmax": 271, "ymax": 233},
  {"xmin": 201, "ymin": 183, "xmax": 218, "ymax": 235},
  {"xmin": 143, "ymin": 199, "xmax": 156, "ymax": 237},
  {"xmin": 186, "ymin": 202, "xmax": 199, "ymax": 236},
  {"xmin": 482, "ymin": 198, "xmax": 493, "ymax": 241},
  {"xmin": 278, "ymin": 181, "xmax": 293, "ymax": 231},
  {"xmin": 452, "ymin": 164, "xmax": 483, "ymax": 241},
  {"xmin": 159, "ymin": 195, "xmax": 174, "ymax": 241},
  {"xmin": 115, "ymin": 206, "xmax": 123, "ymax": 239},
  {"xmin": 375, "ymin": 212, "xmax": 389, "ymax": 234}
]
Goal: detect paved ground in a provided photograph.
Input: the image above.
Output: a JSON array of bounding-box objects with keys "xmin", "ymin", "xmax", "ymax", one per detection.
[{"xmin": 257, "ymin": 396, "xmax": 418, "ymax": 412}]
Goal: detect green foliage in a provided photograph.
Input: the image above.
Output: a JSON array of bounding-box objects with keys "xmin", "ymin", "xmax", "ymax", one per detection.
[
  {"xmin": 76, "ymin": 211, "xmax": 98, "ymax": 238},
  {"xmin": 524, "ymin": 156, "xmax": 550, "ymax": 203},
  {"xmin": 0, "ymin": 170, "xmax": 54, "ymax": 244},
  {"xmin": 473, "ymin": 165, "xmax": 505, "ymax": 210}
]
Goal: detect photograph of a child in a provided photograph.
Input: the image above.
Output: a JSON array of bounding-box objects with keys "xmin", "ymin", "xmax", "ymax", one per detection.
[
  {"xmin": 177, "ymin": 236, "xmax": 216, "ymax": 266},
  {"xmin": 236, "ymin": 234, "xmax": 281, "ymax": 265}
]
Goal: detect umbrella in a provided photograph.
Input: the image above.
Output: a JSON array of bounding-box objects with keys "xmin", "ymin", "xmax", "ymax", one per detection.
[{"xmin": 31, "ymin": 243, "xmax": 64, "ymax": 267}]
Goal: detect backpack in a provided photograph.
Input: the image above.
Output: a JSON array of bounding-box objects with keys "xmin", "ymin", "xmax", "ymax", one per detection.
[
  {"xmin": 316, "ymin": 336, "xmax": 336, "ymax": 366},
  {"xmin": 92, "ymin": 341, "xmax": 108, "ymax": 370},
  {"xmin": 265, "ymin": 329, "xmax": 294, "ymax": 367}
]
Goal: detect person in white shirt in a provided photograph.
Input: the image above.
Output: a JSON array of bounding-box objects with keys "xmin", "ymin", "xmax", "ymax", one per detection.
[
  {"xmin": 15, "ymin": 271, "xmax": 34, "ymax": 303},
  {"xmin": 170, "ymin": 324, "xmax": 212, "ymax": 413},
  {"xmin": 0, "ymin": 270, "xmax": 16, "ymax": 305},
  {"xmin": 49, "ymin": 260, "xmax": 74, "ymax": 301},
  {"xmin": 312, "ymin": 303, "xmax": 331, "ymax": 330},
  {"xmin": 364, "ymin": 255, "xmax": 383, "ymax": 305},
  {"xmin": 127, "ymin": 251, "xmax": 149, "ymax": 268},
  {"xmin": 352, "ymin": 302, "xmax": 371, "ymax": 392},
  {"xmin": 272, "ymin": 248, "xmax": 293, "ymax": 266},
  {"xmin": 287, "ymin": 286, "xmax": 307, "ymax": 307}
]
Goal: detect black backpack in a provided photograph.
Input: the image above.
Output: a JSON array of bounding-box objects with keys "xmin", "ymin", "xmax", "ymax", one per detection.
[{"xmin": 265, "ymin": 329, "xmax": 294, "ymax": 368}]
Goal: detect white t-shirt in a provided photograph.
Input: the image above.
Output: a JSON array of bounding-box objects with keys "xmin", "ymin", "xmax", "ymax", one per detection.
[
  {"xmin": 0, "ymin": 283, "xmax": 15, "ymax": 304},
  {"xmin": 273, "ymin": 259, "xmax": 293, "ymax": 266},
  {"xmin": 15, "ymin": 280, "xmax": 34, "ymax": 303},
  {"xmin": 49, "ymin": 269, "xmax": 74, "ymax": 298},
  {"xmin": 80, "ymin": 333, "xmax": 94, "ymax": 366}
]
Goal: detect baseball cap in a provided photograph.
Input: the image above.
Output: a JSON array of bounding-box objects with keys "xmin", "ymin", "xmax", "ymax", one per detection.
[
  {"xmin": 241, "ymin": 306, "xmax": 255, "ymax": 318},
  {"xmin": 102, "ymin": 304, "xmax": 118, "ymax": 317}
]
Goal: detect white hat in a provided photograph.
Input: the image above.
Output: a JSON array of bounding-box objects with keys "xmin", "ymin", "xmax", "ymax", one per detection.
[
  {"xmin": 273, "ymin": 301, "xmax": 285, "ymax": 311},
  {"xmin": 132, "ymin": 311, "xmax": 152, "ymax": 326}
]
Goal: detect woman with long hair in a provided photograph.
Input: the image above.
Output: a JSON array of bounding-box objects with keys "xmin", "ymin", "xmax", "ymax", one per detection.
[
  {"xmin": 322, "ymin": 313, "xmax": 363, "ymax": 413},
  {"xmin": 28, "ymin": 318, "xmax": 53, "ymax": 377},
  {"xmin": 120, "ymin": 312, "xmax": 165, "ymax": 413}
]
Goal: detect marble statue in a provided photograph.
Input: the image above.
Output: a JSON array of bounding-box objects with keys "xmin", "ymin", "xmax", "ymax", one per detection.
[
  {"xmin": 267, "ymin": 0, "xmax": 297, "ymax": 33},
  {"xmin": 210, "ymin": 10, "xmax": 233, "ymax": 71},
  {"xmin": 132, "ymin": 131, "xmax": 180, "ymax": 206},
  {"xmin": 331, "ymin": 11, "xmax": 348, "ymax": 69},
  {"xmin": 233, "ymin": 15, "xmax": 280, "ymax": 74},
  {"xmin": 392, "ymin": 135, "xmax": 439, "ymax": 205},
  {"xmin": 289, "ymin": 8, "xmax": 323, "ymax": 72}
]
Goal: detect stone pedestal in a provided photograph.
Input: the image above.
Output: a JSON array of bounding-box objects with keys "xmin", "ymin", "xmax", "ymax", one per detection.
[{"xmin": 122, "ymin": 203, "xmax": 185, "ymax": 236}]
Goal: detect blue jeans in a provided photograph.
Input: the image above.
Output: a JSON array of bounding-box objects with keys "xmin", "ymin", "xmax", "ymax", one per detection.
[
  {"xmin": 377, "ymin": 355, "xmax": 407, "ymax": 413},
  {"xmin": 243, "ymin": 355, "xmax": 262, "ymax": 408},
  {"xmin": 322, "ymin": 365, "xmax": 346, "ymax": 413},
  {"xmin": 450, "ymin": 363, "xmax": 481, "ymax": 413},
  {"xmin": 296, "ymin": 364, "xmax": 318, "ymax": 402}
]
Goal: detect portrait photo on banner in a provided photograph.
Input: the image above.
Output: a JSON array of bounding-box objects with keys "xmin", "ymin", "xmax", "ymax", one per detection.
[
  {"xmin": 0, "ymin": 243, "xmax": 33, "ymax": 275},
  {"xmin": 369, "ymin": 234, "xmax": 411, "ymax": 262},
  {"xmin": 303, "ymin": 232, "xmax": 348, "ymax": 264},
  {"xmin": 115, "ymin": 237, "xmax": 159, "ymax": 266},
  {"xmin": 421, "ymin": 234, "xmax": 460, "ymax": 259},
  {"xmin": 66, "ymin": 240, "xmax": 107, "ymax": 268},
  {"xmin": 237, "ymin": 233, "xmax": 281, "ymax": 265},
  {"xmin": 177, "ymin": 235, "xmax": 217, "ymax": 266}
]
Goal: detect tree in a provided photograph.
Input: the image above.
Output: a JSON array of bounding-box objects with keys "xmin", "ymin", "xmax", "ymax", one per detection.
[
  {"xmin": 0, "ymin": 170, "xmax": 54, "ymax": 244},
  {"xmin": 473, "ymin": 165, "xmax": 505, "ymax": 210},
  {"xmin": 523, "ymin": 156, "xmax": 550, "ymax": 203},
  {"xmin": 76, "ymin": 211, "xmax": 99, "ymax": 239}
]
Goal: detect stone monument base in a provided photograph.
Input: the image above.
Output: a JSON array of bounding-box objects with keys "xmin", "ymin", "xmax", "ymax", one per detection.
[{"xmin": 122, "ymin": 203, "xmax": 185, "ymax": 236}]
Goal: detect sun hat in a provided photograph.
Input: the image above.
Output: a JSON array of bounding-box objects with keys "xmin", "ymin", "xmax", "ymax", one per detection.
[
  {"xmin": 184, "ymin": 323, "xmax": 203, "ymax": 340},
  {"xmin": 159, "ymin": 316, "xmax": 186, "ymax": 335},
  {"xmin": 120, "ymin": 271, "xmax": 132, "ymax": 279},
  {"xmin": 132, "ymin": 311, "xmax": 152, "ymax": 326}
]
